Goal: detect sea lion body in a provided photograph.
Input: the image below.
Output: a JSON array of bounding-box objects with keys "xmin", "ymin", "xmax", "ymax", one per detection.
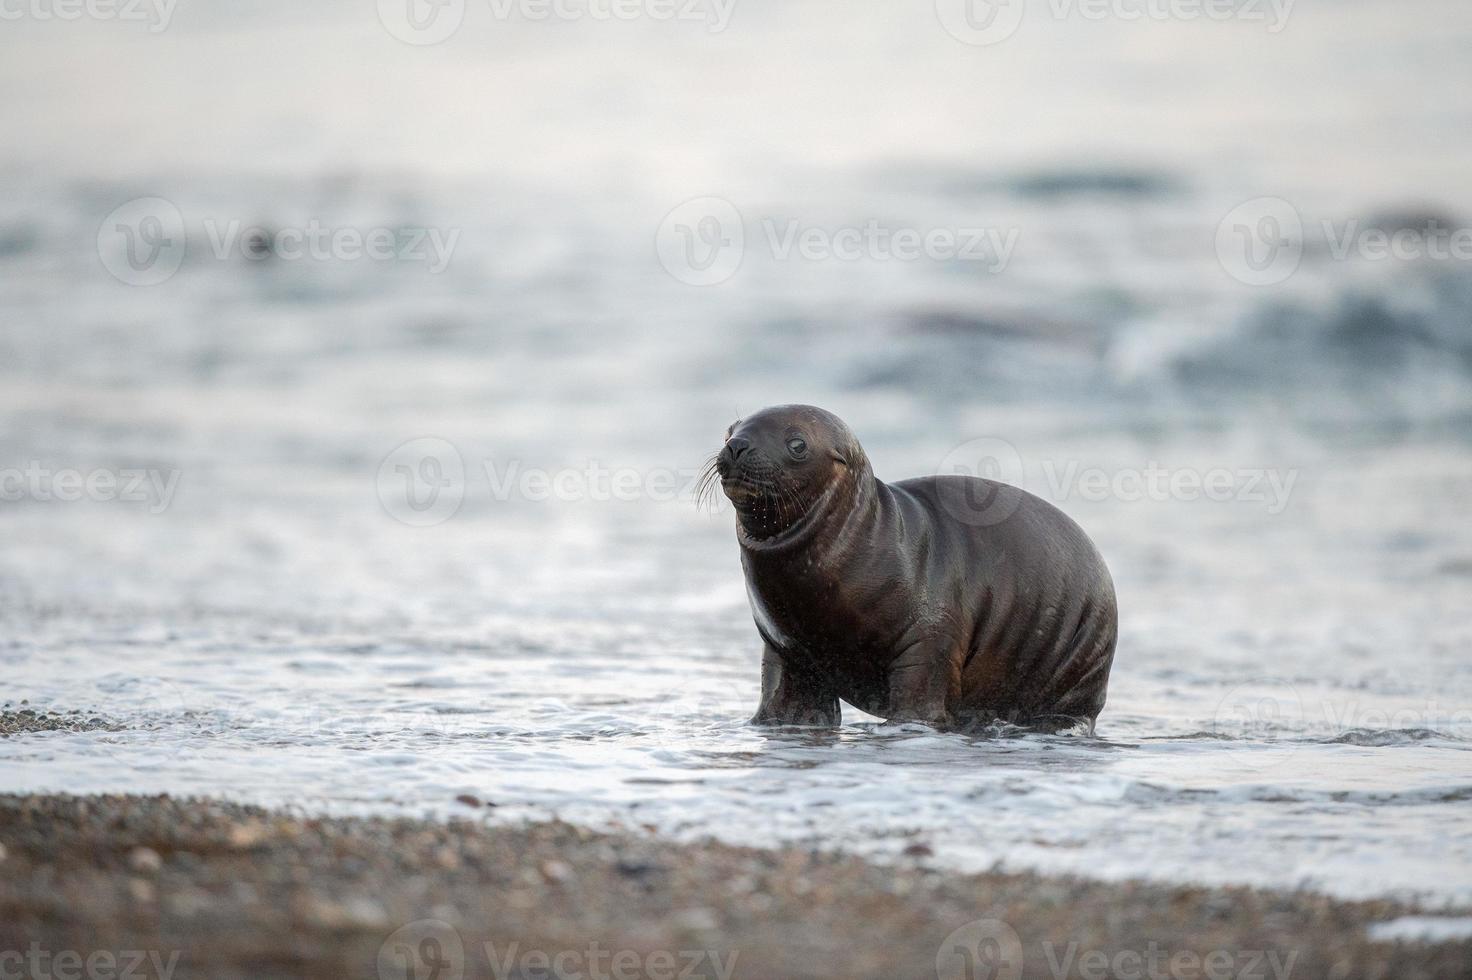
[{"xmin": 714, "ymin": 405, "xmax": 1116, "ymax": 732}]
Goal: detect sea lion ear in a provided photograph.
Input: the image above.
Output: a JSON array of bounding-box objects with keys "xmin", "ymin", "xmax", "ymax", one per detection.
[{"xmin": 829, "ymin": 447, "xmax": 848, "ymax": 465}]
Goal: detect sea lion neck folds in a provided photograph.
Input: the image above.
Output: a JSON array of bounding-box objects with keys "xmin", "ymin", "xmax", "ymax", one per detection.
[{"xmin": 717, "ymin": 405, "xmax": 1118, "ymax": 733}]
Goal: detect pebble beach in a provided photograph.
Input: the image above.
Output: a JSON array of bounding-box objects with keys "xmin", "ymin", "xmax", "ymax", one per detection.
[{"xmin": 2, "ymin": 791, "xmax": 1469, "ymax": 980}]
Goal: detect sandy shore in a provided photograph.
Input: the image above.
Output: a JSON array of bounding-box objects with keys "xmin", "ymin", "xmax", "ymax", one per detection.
[{"xmin": 0, "ymin": 794, "xmax": 1467, "ymax": 980}]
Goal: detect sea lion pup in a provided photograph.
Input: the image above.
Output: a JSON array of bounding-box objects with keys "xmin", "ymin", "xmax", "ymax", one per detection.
[{"xmin": 703, "ymin": 405, "xmax": 1117, "ymax": 733}]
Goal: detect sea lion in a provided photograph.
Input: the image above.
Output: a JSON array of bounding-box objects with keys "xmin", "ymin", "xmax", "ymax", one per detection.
[{"xmin": 703, "ymin": 405, "xmax": 1117, "ymax": 733}]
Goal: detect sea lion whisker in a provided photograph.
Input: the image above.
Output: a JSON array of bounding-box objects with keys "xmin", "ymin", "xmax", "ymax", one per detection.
[{"xmin": 694, "ymin": 453, "xmax": 723, "ymax": 511}]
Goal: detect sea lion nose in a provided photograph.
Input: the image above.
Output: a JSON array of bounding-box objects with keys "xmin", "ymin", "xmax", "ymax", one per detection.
[{"xmin": 721, "ymin": 437, "xmax": 751, "ymax": 467}]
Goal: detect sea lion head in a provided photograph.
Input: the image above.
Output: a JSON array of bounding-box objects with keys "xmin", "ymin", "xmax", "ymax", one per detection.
[{"xmin": 703, "ymin": 404, "xmax": 869, "ymax": 543}]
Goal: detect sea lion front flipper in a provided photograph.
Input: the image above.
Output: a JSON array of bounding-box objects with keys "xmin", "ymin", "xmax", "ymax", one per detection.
[
  {"xmin": 884, "ymin": 639, "xmax": 961, "ymax": 729},
  {"xmin": 749, "ymin": 644, "xmax": 840, "ymax": 727}
]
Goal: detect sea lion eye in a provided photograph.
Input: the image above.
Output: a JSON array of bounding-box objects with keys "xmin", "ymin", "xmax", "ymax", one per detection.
[{"xmin": 787, "ymin": 437, "xmax": 808, "ymax": 458}]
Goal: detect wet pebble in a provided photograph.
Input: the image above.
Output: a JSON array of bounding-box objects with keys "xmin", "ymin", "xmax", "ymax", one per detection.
[{"xmin": 127, "ymin": 847, "xmax": 162, "ymax": 874}]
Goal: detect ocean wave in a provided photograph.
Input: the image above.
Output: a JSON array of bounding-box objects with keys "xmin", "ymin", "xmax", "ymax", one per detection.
[
  {"xmin": 882, "ymin": 163, "xmax": 1184, "ymax": 200},
  {"xmin": 1324, "ymin": 728, "xmax": 1463, "ymax": 747},
  {"xmin": 1125, "ymin": 782, "xmax": 1472, "ymax": 807},
  {"xmin": 1171, "ymin": 270, "xmax": 1472, "ymax": 414}
]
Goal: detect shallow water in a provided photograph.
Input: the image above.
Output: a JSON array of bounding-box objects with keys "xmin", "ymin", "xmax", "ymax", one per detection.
[
  {"xmin": 2, "ymin": 0, "xmax": 1471, "ymax": 906},
  {"xmin": 3, "ymin": 443, "xmax": 1470, "ymax": 905}
]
